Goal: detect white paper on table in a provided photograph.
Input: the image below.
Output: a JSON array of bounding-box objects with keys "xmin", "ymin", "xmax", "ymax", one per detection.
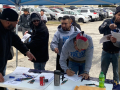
[
  {"xmin": 64, "ymin": 74, "xmax": 82, "ymax": 82},
  {"xmin": 3, "ymin": 75, "xmax": 26, "ymax": 86},
  {"xmin": 34, "ymin": 73, "xmax": 54, "ymax": 82},
  {"xmin": 21, "ymin": 33, "xmax": 31, "ymax": 42},
  {"xmin": 11, "ymin": 67, "xmax": 30, "ymax": 75},
  {"xmin": 111, "ymin": 31, "xmax": 120, "ymax": 41},
  {"xmin": 99, "ymin": 34, "xmax": 111, "ymax": 44}
]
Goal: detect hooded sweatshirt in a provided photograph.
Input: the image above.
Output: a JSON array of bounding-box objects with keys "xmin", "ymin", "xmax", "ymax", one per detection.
[
  {"xmin": 50, "ymin": 25, "xmax": 80, "ymax": 55},
  {"xmin": 59, "ymin": 31, "xmax": 94, "ymax": 73}
]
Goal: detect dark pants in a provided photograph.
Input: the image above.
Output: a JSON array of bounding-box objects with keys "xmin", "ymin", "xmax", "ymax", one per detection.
[{"xmin": 56, "ymin": 54, "xmax": 69, "ymax": 73}]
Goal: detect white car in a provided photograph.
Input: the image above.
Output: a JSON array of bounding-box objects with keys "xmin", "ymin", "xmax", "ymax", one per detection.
[
  {"xmin": 55, "ymin": 10, "xmax": 89, "ymax": 23},
  {"xmin": 106, "ymin": 9, "xmax": 113, "ymax": 18},
  {"xmin": 79, "ymin": 8, "xmax": 99, "ymax": 21},
  {"xmin": 74, "ymin": 9, "xmax": 91, "ymax": 21}
]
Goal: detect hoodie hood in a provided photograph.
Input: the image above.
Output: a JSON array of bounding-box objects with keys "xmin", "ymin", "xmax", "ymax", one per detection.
[{"xmin": 30, "ymin": 13, "xmax": 41, "ymax": 30}]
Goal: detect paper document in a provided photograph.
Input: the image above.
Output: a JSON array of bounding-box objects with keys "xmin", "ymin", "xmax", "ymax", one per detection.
[
  {"xmin": 111, "ymin": 31, "xmax": 120, "ymax": 41},
  {"xmin": 99, "ymin": 34, "xmax": 111, "ymax": 43},
  {"xmin": 64, "ymin": 74, "xmax": 82, "ymax": 82},
  {"xmin": 34, "ymin": 73, "xmax": 54, "ymax": 82},
  {"xmin": 21, "ymin": 33, "xmax": 31, "ymax": 42}
]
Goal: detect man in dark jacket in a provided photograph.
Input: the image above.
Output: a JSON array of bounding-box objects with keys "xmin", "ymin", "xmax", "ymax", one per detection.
[
  {"xmin": 0, "ymin": 8, "xmax": 36, "ymax": 90},
  {"xmin": 24, "ymin": 13, "xmax": 49, "ymax": 70},
  {"xmin": 18, "ymin": 8, "xmax": 30, "ymax": 35},
  {"xmin": 99, "ymin": 6, "xmax": 120, "ymax": 83},
  {"xmin": 70, "ymin": 16, "xmax": 81, "ymax": 30}
]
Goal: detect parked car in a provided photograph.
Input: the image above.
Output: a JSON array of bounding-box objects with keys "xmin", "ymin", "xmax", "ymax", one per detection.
[
  {"xmin": 50, "ymin": 7, "xmax": 70, "ymax": 11},
  {"xmin": 40, "ymin": 8, "xmax": 56, "ymax": 20},
  {"xmin": 79, "ymin": 8, "xmax": 99, "ymax": 21},
  {"xmin": 49, "ymin": 8, "xmax": 62, "ymax": 13},
  {"xmin": 34, "ymin": 8, "xmax": 51, "ymax": 20},
  {"xmin": 69, "ymin": 6, "xmax": 78, "ymax": 10},
  {"xmin": 74, "ymin": 9, "xmax": 91, "ymax": 21},
  {"xmin": 55, "ymin": 10, "xmax": 90, "ymax": 23},
  {"xmin": 105, "ymin": 9, "xmax": 114, "ymax": 18},
  {"xmin": 94, "ymin": 8, "xmax": 107, "ymax": 20}
]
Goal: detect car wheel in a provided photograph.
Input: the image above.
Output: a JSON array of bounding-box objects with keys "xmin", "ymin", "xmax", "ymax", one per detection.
[
  {"xmin": 78, "ymin": 18, "xmax": 84, "ymax": 23},
  {"xmin": 58, "ymin": 17, "xmax": 62, "ymax": 21}
]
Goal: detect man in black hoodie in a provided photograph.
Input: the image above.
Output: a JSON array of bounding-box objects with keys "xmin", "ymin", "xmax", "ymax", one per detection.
[
  {"xmin": 18, "ymin": 8, "xmax": 30, "ymax": 35},
  {"xmin": 99, "ymin": 6, "xmax": 120, "ymax": 83},
  {"xmin": 24, "ymin": 13, "xmax": 49, "ymax": 70},
  {"xmin": 0, "ymin": 8, "xmax": 36, "ymax": 90}
]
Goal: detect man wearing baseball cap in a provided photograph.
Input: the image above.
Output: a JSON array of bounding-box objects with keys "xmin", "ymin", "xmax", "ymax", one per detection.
[
  {"xmin": 59, "ymin": 31, "xmax": 93, "ymax": 79},
  {"xmin": 99, "ymin": 6, "xmax": 120, "ymax": 83},
  {"xmin": 0, "ymin": 8, "xmax": 36, "ymax": 89}
]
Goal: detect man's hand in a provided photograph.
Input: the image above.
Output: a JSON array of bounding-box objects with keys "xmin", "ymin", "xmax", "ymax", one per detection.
[
  {"xmin": 24, "ymin": 31, "xmax": 28, "ymax": 35},
  {"xmin": 26, "ymin": 51, "xmax": 36, "ymax": 61},
  {"xmin": 110, "ymin": 36, "xmax": 117, "ymax": 43},
  {"xmin": 79, "ymin": 73, "xmax": 90, "ymax": 80},
  {"xmin": 54, "ymin": 48, "xmax": 59, "ymax": 54},
  {"xmin": 66, "ymin": 69, "xmax": 75, "ymax": 76},
  {"xmin": 0, "ymin": 73, "xmax": 4, "ymax": 82},
  {"xmin": 109, "ymin": 24, "xmax": 117, "ymax": 30},
  {"xmin": 107, "ymin": 35, "xmax": 112, "ymax": 40}
]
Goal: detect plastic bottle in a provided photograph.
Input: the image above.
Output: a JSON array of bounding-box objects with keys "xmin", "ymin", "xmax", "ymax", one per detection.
[{"xmin": 99, "ymin": 71, "xmax": 105, "ymax": 88}]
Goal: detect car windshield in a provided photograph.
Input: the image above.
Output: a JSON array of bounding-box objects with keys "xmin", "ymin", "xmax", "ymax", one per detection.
[
  {"xmin": 55, "ymin": 8, "xmax": 62, "ymax": 12},
  {"xmin": 35, "ymin": 8, "xmax": 41, "ymax": 12},
  {"xmin": 43, "ymin": 8, "xmax": 53, "ymax": 13},
  {"xmin": 74, "ymin": 11, "xmax": 80, "ymax": 15}
]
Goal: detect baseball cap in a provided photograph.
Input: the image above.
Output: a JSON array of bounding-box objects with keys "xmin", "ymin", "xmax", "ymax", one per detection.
[
  {"xmin": 76, "ymin": 33, "xmax": 89, "ymax": 50},
  {"xmin": 0, "ymin": 8, "xmax": 18, "ymax": 21}
]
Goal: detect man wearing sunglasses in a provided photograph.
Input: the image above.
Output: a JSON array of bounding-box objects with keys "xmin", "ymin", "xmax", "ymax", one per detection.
[
  {"xmin": 60, "ymin": 31, "xmax": 93, "ymax": 80},
  {"xmin": 24, "ymin": 13, "xmax": 49, "ymax": 70}
]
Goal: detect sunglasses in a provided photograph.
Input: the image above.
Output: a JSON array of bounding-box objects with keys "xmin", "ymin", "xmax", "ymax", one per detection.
[{"xmin": 33, "ymin": 20, "xmax": 40, "ymax": 22}]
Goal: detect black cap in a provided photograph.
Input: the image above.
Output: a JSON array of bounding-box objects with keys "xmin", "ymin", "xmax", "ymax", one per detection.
[
  {"xmin": 24, "ymin": 8, "xmax": 28, "ymax": 12},
  {"xmin": 31, "ymin": 13, "xmax": 40, "ymax": 21},
  {"xmin": 0, "ymin": 8, "xmax": 18, "ymax": 21},
  {"xmin": 115, "ymin": 6, "xmax": 120, "ymax": 15}
]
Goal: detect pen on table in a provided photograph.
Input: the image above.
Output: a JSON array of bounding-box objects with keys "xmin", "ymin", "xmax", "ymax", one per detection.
[
  {"xmin": 81, "ymin": 77, "xmax": 84, "ymax": 82},
  {"xmin": 61, "ymin": 80, "xmax": 68, "ymax": 85}
]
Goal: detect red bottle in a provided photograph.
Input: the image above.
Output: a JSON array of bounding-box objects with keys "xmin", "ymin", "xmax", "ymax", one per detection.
[{"xmin": 40, "ymin": 76, "xmax": 45, "ymax": 86}]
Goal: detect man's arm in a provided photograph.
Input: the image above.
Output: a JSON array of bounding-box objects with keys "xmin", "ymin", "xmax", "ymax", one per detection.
[
  {"xmin": 12, "ymin": 32, "xmax": 29, "ymax": 54},
  {"xmin": 59, "ymin": 44, "xmax": 69, "ymax": 73},
  {"xmin": 84, "ymin": 35, "xmax": 94, "ymax": 74},
  {"xmin": 50, "ymin": 31, "xmax": 59, "ymax": 52},
  {"xmin": 18, "ymin": 15, "xmax": 23, "ymax": 26},
  {"xmin": 99, "ymin": 19, "xmax": 110, "ymax": 34}
]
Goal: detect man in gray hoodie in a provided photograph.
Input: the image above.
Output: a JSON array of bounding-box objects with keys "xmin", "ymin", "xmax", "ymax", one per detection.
[
  {"xmin": 50, "ymin": 16, "xmax": 80, "ymax": 72},
  {"xmin": 60, "ymin": 32, "xmax": 93, "ymax": 79}
]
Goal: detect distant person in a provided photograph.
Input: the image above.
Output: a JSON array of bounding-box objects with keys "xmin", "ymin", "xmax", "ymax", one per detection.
[
  {"xmin": 40, "ymin": 9, "xmax": 47, "ymax": 24},
  {"xmin": 18, "ymin": 8, "xmax": 30, "ymax": 35},
  {"xmin": 24, "ymin": 13, "xmax": 49, "ymax": 70},
  {"xmin": 70, "ymin": 16, "xmax": 81, "ymax": 30},
  {"xmin": 50, "ymin": 16, "xmax": 80, "ymax": 72}
]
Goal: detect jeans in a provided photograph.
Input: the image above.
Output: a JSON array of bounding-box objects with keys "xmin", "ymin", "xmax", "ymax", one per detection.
[
  {"xmin": 68, "ymin": 60, "xmax": 85, "ymax": 75},
  {"xmin": 101, "ymin": 50, "xmax": 119, "ymax": 83},
  {"xmin": 34, "ymin": 62, "xmax": 46, "ymax": 70}
]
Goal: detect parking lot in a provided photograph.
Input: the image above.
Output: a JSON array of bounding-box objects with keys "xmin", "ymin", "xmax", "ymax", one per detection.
[{"xmin": 6, "ymin": 19, "xmax": 114, "ymax": 81}]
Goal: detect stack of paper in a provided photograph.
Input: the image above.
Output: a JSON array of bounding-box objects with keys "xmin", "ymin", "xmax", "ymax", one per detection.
[
  {"xmin": 64, "ymin": 74, "xmax": 82, "ymax": 82},
  {"xmin": 21, "ymin": 33, "xmax": 31, "ymax": 42}
]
